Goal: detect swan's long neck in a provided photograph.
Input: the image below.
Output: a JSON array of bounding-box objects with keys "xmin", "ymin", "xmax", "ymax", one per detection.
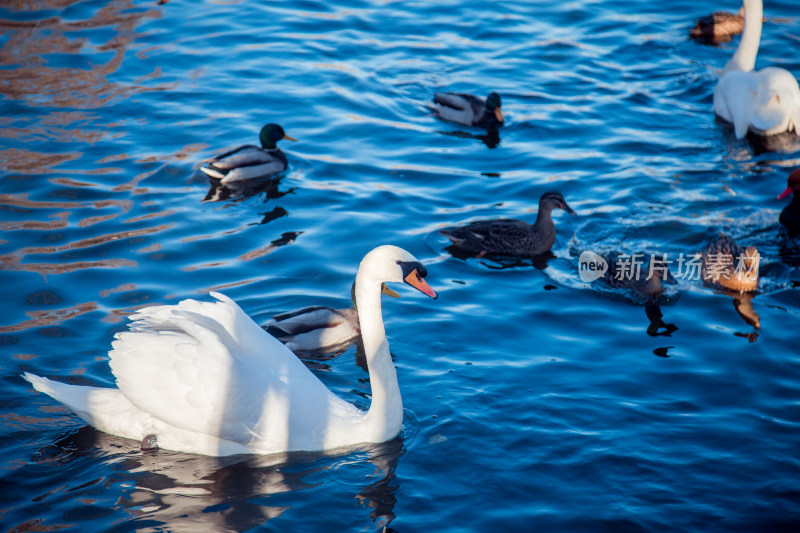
[
  {"xmin": 354, "ymin": 271, "xmax": 403, "ymax": 440},
  {"xmin": 724, "ymin": 0, "xmax": 762, "ymax": 73}
]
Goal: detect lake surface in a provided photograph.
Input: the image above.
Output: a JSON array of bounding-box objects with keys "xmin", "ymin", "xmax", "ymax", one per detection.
[{"xmin": 1, "ymin": 0, "xmax": 799, "ymax": 531}]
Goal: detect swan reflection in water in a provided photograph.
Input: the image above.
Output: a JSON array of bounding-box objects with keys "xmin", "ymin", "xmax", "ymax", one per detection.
[{"xmin": 34, "ymin": 427, "xmax": 405, "ymax": 531}]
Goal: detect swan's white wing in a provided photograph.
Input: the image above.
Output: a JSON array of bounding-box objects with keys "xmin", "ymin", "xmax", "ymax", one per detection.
[
  {"xmin": 714, "ymin": 70, "xmax": 759, "ymax": 138},
  {"xmin": 752, "ymin": 67, "xmax": 800, "ymax": 134},
  {"xmin": 108, "ymin": 292, "xmax": 334, "ymax": 445}
]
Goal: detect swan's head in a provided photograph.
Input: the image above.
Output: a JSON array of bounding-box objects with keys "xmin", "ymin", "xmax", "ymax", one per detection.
[
  {"xmin": 778, "ymin": 169, "xmax": 800, "ymax": 200},
  {"xmin": 485, "ymin": 92, "xmax": 504, "ymax": 124},
  {"xmin": 359, "ymin": 245, "xmax": 438, "ymax": 299},
  {"xmin": 259, "ymin": 123, "xmax": 297, "ymax": 149}
]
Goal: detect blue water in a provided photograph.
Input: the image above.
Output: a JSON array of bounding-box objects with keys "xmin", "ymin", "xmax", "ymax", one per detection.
[{"xmin": 2, "ymin": 0, "xmax": 800, "ymax": 531}]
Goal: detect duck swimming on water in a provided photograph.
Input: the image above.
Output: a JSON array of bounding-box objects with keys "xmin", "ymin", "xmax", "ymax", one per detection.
[
  {"xmin": 441, "ymin": 191, "xmax": 575, "ymax": 258},
  {"xmin": 267, "ymin": 283, "xmax": 400, "ymax": 355},
  {"xmin": 200, "ymin": 123, "xmax": 296, "ymax": 184},
  {"xmin": 690, "ymin": 7, "xmax": 746, "ymax": 44},
  {"xmin": 700, "ymin": 233, "xmax": 760, "ymax": 293},
  {"xmin": 601, "ymin": 252, "xmax": 677, "ymax": 299},
  {"xmin": 432, "ymin": 92, "xmax": 504, "ymax": 129},
  {"xmin": 778, "ymin": 169, "xmax": 800, "ymax": 237}
]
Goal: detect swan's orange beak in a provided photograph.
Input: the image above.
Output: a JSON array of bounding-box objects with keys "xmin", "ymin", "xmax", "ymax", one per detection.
[
  {"xmin": 494, "ymin": 107, "xmax": 504, "ymax": 123},
  {"xmin": 404, "ymin": 269, "xmax": 438, "ymax": 299},
  {"xmin": 778, "ymin": 186, "xmax": 793, "ymax": 200}
]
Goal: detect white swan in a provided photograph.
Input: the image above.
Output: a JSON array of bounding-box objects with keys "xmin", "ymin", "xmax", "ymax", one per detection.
[
  {"xmin": 23, "ymin": 245, "xmax": 438, "ymax": 457},
  {"xmin": 713, "ymin": 0, "xmax": 800, "ymax": 139}
]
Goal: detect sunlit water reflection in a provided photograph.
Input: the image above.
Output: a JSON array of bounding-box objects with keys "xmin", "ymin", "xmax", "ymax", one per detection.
[{"xmin": 1, "ymin": 0, "xmax": 799, "ymax": 531}]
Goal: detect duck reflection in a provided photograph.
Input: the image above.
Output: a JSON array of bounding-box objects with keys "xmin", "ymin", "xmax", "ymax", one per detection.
[
  {"xmin": 700, "ymin": 233, "xmax": 761, "ymax": 339},
  {"xmin": 596, "ymin": 251, "xmax": 679, "ymax": 337},
  {"xmin": 202, "ymin": 175, "xmax": 294, "ymax": 205},
  {"xmin": 445, "ymin": 245, "xmax": 555, "ymax": 270},
  {"xmin": 35, "ymin": 427, "xmax": 404, "ymax": 531},
  {"xmin": 436, "ymin": 127, "xmax": 501, "ymax": 148}
]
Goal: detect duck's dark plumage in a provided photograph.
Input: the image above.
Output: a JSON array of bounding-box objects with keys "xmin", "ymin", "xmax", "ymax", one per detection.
[
  {"xmin": 690, "ymin": 10, "xmax": 745, "ymax": 44},
  {"xmin": 602, "ymin": 252, "xmax": 676, "ymax": 298},
  {"xmin": 779, "ymin": 169, "xmax": 800, "ymax": 237},
  {"xmin": 441, "ymin": 191, "xmax": 574, "ymax": 257},
  {"xmin": 701, "ymin": 233, "xmax": 759, "ymax": 292},
  {"xmin": 433, "ymin": 91, "xmax": 504, "ymax": 128}
]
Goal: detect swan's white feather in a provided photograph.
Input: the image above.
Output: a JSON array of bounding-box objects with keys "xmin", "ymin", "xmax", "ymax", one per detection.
[{"xmin": 106, "ymin": 292, "xmax": 359, "ymax": 453}]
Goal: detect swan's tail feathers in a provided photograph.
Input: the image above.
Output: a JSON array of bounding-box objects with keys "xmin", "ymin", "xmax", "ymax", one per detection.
[
  {"xmin": 23, "ymin": 372, "xmax": 58, "ymax": 397},
  {"xmin": 22, "ymin": 372, "xmax": 155, "ymax": 441},
  {"xmin": 22, "ymin": 372, "xmax": 94, "ymax": 420}
]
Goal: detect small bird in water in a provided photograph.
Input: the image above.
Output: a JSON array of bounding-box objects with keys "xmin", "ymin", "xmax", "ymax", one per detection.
[
  {"xmin": 778, "ymin": 169, "xmax": 800, "ymax": 237},
  {"xmin": 200, "ymin": 123, "xmax": 296, "ymax": 184},
  {"xmin": 700, "ymin": 233, "xmax": 760, "ymax": 293},
  {"xmin": 432, "ymin": 92, "xmax": 504, "ymax": 129},
  {"xmin": 602, "ymin": 252, "xmax": 677, "ymax": 299},
  {"xmin": 440, "ymin": 191, "xmax": 575, "ymax": 258},
  {"xmin": 690, "ymin": 8, "xmax": 746, "ymax": 44},
  {"xmin": 266, "ymin": 283, "xmax": 400, "ymax": 355}
]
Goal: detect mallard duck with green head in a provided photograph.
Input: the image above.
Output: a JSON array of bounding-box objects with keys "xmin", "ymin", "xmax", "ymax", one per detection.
[
  {"xmin": 432, "ymin": 91, "xmax": 504, "ymax": 129},
  {"xmin": 266, "ymin": 283, "xmax": 400, "ymax": 356},
  {"xmin": 200, "ymin": 123, "xmax": 296, "ymax": 184}
]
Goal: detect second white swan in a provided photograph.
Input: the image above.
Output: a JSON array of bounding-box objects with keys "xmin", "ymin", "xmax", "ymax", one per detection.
[{"xmin": 713, "ymin": 0, "xmax": 800, "ymax": 139}]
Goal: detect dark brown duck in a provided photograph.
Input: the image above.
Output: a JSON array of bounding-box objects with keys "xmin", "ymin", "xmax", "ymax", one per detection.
[
  {"xmin": 440, "ymin": 191, "xmax": 575, "ymax": 258},
  {"xmin": 700, "ymin": 233, "xmax": 759, "ymax": 293}
]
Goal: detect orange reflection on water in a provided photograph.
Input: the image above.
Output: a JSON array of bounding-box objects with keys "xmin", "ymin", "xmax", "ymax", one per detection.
[
  {"xmin": 0, "ymin": 211, "xmax": 70, "ymax": 231},
  {"xmin": 0, "ymin": 193, "xmax": 132, "ymax": 213},
  {"xmin": 0, "ymin": 301, "xmax": 98, "ymax": 333},
  {"xmin": 0, "ymin": 224, "xmax": 174, "ymax": 275},
  {"xmin": 0, "ymin": 0, "xmax": 164, "ymax": 109},
  {"xmin": 0, "ymin": 148, "xmax": 81, "ymax": 174}
]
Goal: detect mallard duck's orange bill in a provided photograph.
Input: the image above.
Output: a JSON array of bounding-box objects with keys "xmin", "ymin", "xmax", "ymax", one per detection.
[
  {"xmin": 283, "ymin": 134, "xmax": 298, "ymax": 142},
  {"xmin": 778, "ymin": 186, "xmax": 793, "ymax": 200},
  {"xmin": 404, "ymin": 269, "xmax": 438, "ymax": 299},
  {"xmin": 494, "ymin": 107, "xmax": 504, "ymax": 123},
  {"xmin": 381, "ymin": 283, "xmax": 401, "ymax": 298}
]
